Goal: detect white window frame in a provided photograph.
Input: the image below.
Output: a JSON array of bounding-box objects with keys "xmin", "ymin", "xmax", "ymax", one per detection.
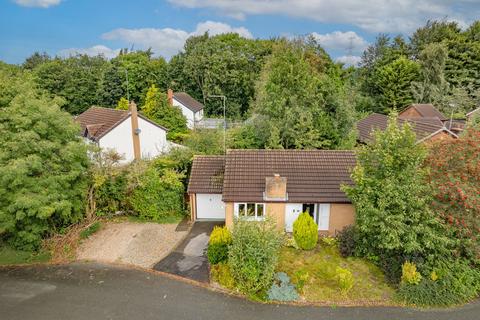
[{"xmin": 234, "ymin": 202, "xmax": 266, "ymax": 220}]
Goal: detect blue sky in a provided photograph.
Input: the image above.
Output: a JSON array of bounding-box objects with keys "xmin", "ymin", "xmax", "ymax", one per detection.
[{"xmin": 1, "ymin": 0, "xmax": 478, "ymax": 65}]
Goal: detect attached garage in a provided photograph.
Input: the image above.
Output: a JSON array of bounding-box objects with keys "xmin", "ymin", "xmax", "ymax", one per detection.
[
  {"xmin": 195, "ymin": 193, "xmax": 225, "ymax": 220},
  {"xmin": 187, "ymin": 155, "xmax": 226, "ymax": 221}
]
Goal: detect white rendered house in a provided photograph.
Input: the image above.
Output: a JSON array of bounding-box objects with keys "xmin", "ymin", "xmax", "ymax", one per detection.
[
  {"xmin": 168, "ymin": 90, "xmax": 204, "ymax": 129},
  {"xmin": 75, "ymin": 104, "xmax": 169, "ymax": 162}
]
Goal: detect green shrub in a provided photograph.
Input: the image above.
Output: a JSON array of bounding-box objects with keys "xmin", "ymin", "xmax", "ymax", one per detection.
[
  {"xmin": 79, "ymin": 222, "xmax": 102, "ymax": 239},
  {"xmin": 210, "ymin": 262, "xmax": 236, "ymax": 289},
  {"xmin": 228, "ymin": 218, "xmax": 283, "ymax": 296},
  {"xmin": 337, "ymin": 225, "xmax": 357, "ymax": 258},
  {"xmin": 397, "ymin": 260, "xmax": 480, "ymax": 306},
  {"xmin": 94, "ymin": 169, "xmax": 129, "ymax": 215},
  {"xmin": 293, "ymin": 212, "xmax": 318, "ymax": 250},
  {"xmin": 267, "ymin": 272, "xmax": 299, "ymax": 302},
  {"xmin": 335, "ymin": 267, "xmax": 354, "ymax": 294},
  {"xmin": 130, "ymin": 167, "xmax": 185, "ymax": 221},
  {"xmin": 207, "ymin": 226, "xmax": 232, "ymax": 264},
  {"xmin": 322, "ymin": 236, "xmax": 337, "ymax": 246},
  {"xmin": 293, "ymin": 269, "xmax": 310, "ymax": 294},
  {"xmin": 401, "ymin": 261, "xmax": 422, "ymax": 285}
]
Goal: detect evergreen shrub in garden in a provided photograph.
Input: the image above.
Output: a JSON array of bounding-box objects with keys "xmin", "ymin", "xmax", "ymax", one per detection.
[
  {"xmin": 228, "ymin": 218, "xmax": 283, "ymax": 296},
  {"xmin": 207, "ymin": 226, "xmax": 232, "ymax": 264},
  {"xmin": 293, "ymin": 212, "xmax": 318, "ymax": 250}
]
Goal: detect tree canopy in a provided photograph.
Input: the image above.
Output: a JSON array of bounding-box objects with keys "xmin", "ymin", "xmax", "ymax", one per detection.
[{"xmin": 0, "ymin": 73, "xmax": 89, "ymax": 250}]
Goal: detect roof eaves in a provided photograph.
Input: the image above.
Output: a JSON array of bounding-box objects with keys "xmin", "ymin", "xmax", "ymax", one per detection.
[{"xmin": 416, "ymin": 127, "xmax": 458, "ymax": 144}]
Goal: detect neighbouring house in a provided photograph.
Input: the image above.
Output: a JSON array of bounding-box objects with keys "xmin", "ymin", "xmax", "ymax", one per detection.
[
  {"xmin": 357, "ymin": 113, "xmax": 458, "ymax": 144},
  {"xmin": 400, "ymin": 103, "xmax": 470, "ymax": 134},
  {"xmin": 188, "ymin": 150, "xmax": 356, "ymax": 235},
  {"xmin": 168, "ymin": 89, "xmax": 204, "ymax": 129},
  {"xmin": 399, "ymin": 103, "xmax": 448, "ymax": 122},
  {"xmin": 75, "ymin": 102, "xmax": 169, "ymax": 162}
]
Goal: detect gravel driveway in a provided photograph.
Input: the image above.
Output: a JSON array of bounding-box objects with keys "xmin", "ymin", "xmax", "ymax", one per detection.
[{"xmin": 77, "ymin": 221, "xmax": 188, "ymax": 268}]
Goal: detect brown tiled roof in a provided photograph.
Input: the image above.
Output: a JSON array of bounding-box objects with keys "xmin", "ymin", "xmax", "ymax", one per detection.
[
  {"xmin": 75, "ymin": 106, "xmax": 167, "ymax": 141},
  {"xmin": 173, "ymin": 92, "xmax": 204, "ymax": 113},
  {"xmin": 401, "ymin": 104, "xmax": 447, "ymax": 121},
  {"xmin": 222, "ymin": 150, "xmax": 356, "ymax": 203},
  {"xmin": 75, "ymin": 107, "xmax": 130, "ymax": 141},
  {"xmin": 187, "ymin": 156, "xmax": 225, "ymax": 194},
  {"xmin": 357, "ymin": 113, "xmax": 453, "ymax": 143},
  {"xmin": 444, "ymin": 119, "xmax": 467, "ymax": 132},
  {"xmin": 173, "ymin": 92, "xmax": 205, "ymax": 112}
]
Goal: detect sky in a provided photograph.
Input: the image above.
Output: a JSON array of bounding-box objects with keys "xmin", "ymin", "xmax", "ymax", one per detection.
[{"xmin": 0, "ymin": 0, "xmax": 479, "ymax": 65}]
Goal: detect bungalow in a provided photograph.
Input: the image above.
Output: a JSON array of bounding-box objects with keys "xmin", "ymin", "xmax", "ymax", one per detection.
[
  {"xmin": 168, "ymin": 89, "xmax": 204, "ymax": 129},
  {"xmin": 187, "ymin": 150, "xmax": 356, "ymax": 235},
  {"xmin": 75, "ymin": 102, "xmax": 169, "ymax": 162},
  {"xmin": 357, "ymin": 113, "xmax": 458, "ymax": 144},
  {"xmin": 399, "ymin": 103, "xmax": 448, "ymax": 122}
]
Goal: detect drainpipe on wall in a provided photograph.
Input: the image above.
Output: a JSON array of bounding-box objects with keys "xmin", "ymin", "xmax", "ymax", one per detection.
[{"xmin": 129, "ymin": 101, "xmax": 141, "ymax": 161}]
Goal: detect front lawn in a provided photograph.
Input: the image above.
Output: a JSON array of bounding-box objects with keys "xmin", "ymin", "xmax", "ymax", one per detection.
[{"xmin": 278, "ymin": 240, "xmax": 395, "ymax": 304}]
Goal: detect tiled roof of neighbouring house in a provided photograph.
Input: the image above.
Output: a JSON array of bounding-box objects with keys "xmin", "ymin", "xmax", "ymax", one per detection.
[
  {"xmin": 75, "ymin": 107, "xmax": 131, "ymax": 141},
  {"xmin": 187, "ymin": 155, "xmax": 226, "ymax": 194},
  {"xmin": 357, "ymin": 113, "xmax": 455, "ymax": 144},
  {"xmin": 173, "ymin": 92, "xmax": 205, "ymax": 113},
  {"xmin": 222, "ymin": 150, "xmax": 356, "ymax": 203},
  {"xmin": 400, "ymin": 103, "xmax": 448, "ymax": 121},
  {"xmin": 75, "ymin": 106, "xmax": 168, "ymax": 141}
]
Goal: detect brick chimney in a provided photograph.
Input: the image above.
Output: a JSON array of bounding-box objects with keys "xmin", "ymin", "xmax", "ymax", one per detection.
[
  {"xmin": 129, "ymin": 101, "xmax": 141, "ymax": 161},
  {"xmin": 265, "ymin": 174, "xmax": 287, "ymax": 201},
  {"xmin": 167, "ymin": 89, "xmax": 173, "ymax": 106}
]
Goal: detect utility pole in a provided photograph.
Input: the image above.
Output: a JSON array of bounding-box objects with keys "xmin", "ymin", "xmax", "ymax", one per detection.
[{"xmin": 208, "ymin": 95, "xmax": 227, "ymax": 154}]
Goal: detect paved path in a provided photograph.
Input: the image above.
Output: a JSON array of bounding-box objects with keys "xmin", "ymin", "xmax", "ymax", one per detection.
[
  {"xmin": 0, "ymin": 263, "xmax": 478, "ymax": 320},
  {"xmin": 153, "ymin": 221, "xmax": 222, "ymax": 282}
]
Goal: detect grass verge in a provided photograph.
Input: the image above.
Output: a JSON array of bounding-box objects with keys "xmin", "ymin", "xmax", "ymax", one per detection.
[{"xmin": 0, "ymin": 243, "xmax": 50, "ymax": 265}]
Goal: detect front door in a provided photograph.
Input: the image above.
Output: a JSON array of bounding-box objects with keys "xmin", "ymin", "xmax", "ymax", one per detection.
[{"xmin": 285, "ymin": 204, "xmax": 302, "ymax": 232}]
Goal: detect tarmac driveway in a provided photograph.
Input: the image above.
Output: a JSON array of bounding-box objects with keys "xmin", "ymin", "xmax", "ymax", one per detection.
[{"xmin": 153, "ymin": 221, "xmax": 223, "ymax": 282}]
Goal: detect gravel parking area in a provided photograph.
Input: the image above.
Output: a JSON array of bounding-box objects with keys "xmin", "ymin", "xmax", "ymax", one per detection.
[{"xmin": 77, "ymin": 221, "xmax": 188, "ymax": 268}]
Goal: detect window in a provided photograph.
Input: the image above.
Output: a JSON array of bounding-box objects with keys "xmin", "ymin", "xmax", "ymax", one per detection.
[
  {"xmin": 235, "ymin": 203, "xmax": 265, "ymax": 220},
  {"xmin": 238, "ymin": 203, "xmax": 246, "ymax": 216},
  {"xmin": 257, "ymin": 204, "xmax": 264, "ymax": 217}
]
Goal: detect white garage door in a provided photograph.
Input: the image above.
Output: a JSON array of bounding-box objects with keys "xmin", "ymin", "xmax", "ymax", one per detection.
[{"xmin": 196, "ymin": 194, "xmax": 225, "ymax": 220}]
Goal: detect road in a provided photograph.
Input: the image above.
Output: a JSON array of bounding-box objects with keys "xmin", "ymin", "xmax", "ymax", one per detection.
[{"xmin": 0, "ymin": 263, "xmax": 478, "ymax": 320}]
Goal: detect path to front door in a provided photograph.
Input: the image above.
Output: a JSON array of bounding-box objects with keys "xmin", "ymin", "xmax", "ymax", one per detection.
[{"xmin": 153, "ymin": 221, "xmax": 223, "ymax": 283}]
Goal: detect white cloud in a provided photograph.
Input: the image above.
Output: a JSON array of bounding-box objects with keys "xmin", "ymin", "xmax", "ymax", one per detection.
[
  {"xmin": 58, "ymin": 45, "xmax": 120, "ymax": 59},
  {"xmin": 193, "ymin": 21, "xmax": 252, "ymax": 38},
  {"xmin": 311, "ymin": 31, "xmax": 368, "ymax": 53},
  {"xmin": 335, "ymin": 55, "xmax": 362, "ymax": 66},
  {"xmin": 100, "ymin": 20, "xmax": 252, "ymax": 58},
  {"xmin": 14, "ymin": 0, "xmax": 61, "ymax": 8},
  {"xmin": 167, "ymin": 0, "xmax": 478, "ymax": 33}
]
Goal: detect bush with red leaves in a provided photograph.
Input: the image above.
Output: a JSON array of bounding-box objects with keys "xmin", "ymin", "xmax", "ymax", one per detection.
[{"xmin": 425, "ymin": 127, "xmax": 480, "ymax": 262}]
